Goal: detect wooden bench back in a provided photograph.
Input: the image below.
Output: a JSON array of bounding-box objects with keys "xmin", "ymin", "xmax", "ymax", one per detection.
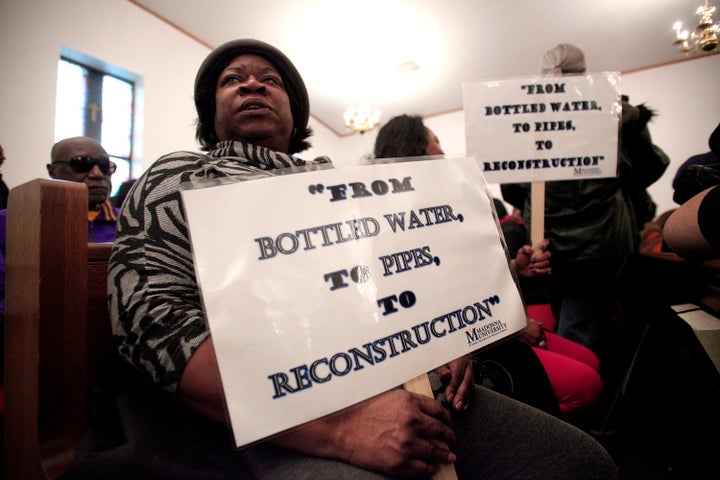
[{"xmin": 4, "ymin": 179, "xmax": 114, "ymax": 480}]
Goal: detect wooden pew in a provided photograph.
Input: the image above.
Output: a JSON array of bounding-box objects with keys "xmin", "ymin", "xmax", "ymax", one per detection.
[{"xmin": 4, "ymin": 178, "xmax": 115, "ymax": 480}]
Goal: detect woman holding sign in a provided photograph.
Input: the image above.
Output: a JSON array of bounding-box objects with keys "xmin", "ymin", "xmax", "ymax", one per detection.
[
  {"xmin": 84, "ymin": 40, "xmax": 619, "ymax": 480},
  {"xmin": 374, "ymin": 114, "xmax": 604, "ymax": 424}
]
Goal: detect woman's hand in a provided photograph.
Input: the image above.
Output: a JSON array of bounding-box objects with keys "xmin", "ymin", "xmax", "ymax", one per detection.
[
  {"xmin": 512, "ymin": 239, "xmax": 551, "ymax": 277},
  {"xmin": 433, "ymin": 356, "xmax": 474, "ymax": 411},
  {"xmin": 273, "ymin": 388, "xmax": 457, "ymax": 478},
  {"xmin": 518, "ymin": 318, "xmax": 547, "ymax": 348}
]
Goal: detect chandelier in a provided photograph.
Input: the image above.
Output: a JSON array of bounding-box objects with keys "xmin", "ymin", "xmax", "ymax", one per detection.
[
  {"xmin": 344, "ymin": 105, "xmax": 381, "ymax": 134},
  {"xmin": 672, "ymin": 1, "xmax": 719, "ymax": 54}
]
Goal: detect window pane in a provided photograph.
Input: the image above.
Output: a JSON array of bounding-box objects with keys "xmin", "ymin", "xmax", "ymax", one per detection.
[
  {"xmin": 55, "ymin": 48, "xmax": 141, "ymax": 183},
  {"xmin": 101, "ymin": 75, "xmax": 133, "ymax": 159},
  {"xmin": 55, "ymin": 60, "xmax": 88, "ymax": 141}
]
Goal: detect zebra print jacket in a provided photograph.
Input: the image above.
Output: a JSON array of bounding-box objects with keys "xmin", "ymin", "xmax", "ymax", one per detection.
[{"xmin": 108, "ymin": 141, "xmax": 331, "ymax": 392}]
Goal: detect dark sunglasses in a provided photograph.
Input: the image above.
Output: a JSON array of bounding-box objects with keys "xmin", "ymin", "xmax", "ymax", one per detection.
[{"xmin": 54, "ymin": 156, "xmax": 117, "ymax": 175}]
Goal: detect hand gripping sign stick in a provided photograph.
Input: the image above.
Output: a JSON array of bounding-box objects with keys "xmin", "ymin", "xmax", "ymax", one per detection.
[
  {"xmin": 182, "ymin": 158, "xmax": 529, "ymax": 451},
  {"xmin": 403, "ymin": 373, "xmax": 459, "ymax": 480}
]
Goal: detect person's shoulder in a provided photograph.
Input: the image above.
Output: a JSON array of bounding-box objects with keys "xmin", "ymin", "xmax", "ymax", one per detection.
[
  {"xmin": 143, "ymin": 150, "xmax": 213, "ymax": 176},
  {"xmin": 675, "ymin": 151, "xmax": 718, "ymax": 180},
  {"xmin": 702, "ymin": 184, "xmax": 720, "ymax": 206},
  {"xmin": 154, "ymin": 150, "xmax": 207, "ymax": 164}
]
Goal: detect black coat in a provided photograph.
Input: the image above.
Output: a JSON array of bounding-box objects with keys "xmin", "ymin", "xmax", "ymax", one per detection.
[{"xmin": 501, "ymin": 103, "xmax": 669, "ymax": 297}]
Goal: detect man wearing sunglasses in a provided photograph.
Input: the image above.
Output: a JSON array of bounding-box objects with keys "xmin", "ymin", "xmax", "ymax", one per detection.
[
  {"xmin": 46, "ymin": 136, "xmax": 119, "ymax": 242},
  {"xmin": 0, "ymin": 137, "xmax": 119, "ymax": 359}
]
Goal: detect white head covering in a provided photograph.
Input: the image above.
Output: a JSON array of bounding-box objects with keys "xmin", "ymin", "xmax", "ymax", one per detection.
[{"xmin": 540, "ymin": 43, "xmax": 586, "ymax": 74}]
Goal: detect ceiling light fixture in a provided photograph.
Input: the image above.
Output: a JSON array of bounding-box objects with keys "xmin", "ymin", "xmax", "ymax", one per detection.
[
  {"xmin": 672, "ymin": 1, "xmax": 719, "ymax": 54},
  {"xmin": 343, "ymin": 105, "xmax": 381, "ymax": 134},
  {"xmin": 396, "ymin": 60, "xmax": 420, "ymax": 74}
]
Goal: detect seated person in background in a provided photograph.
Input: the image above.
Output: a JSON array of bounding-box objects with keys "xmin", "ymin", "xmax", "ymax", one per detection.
[
  {"xmin": 0, "ymin": 136, "xmax": 118, "ymax": 383},
  {"xmin": 664, "ymin": 121, "xmax": 720, "ymax": 261},
  {"xmin": 492, "ymin": 199, "xmax": 547, "ymax": 304},
  {"xmin": 663, "ymin": 185, "xmax": 720, "ymax": 261},
  {"xmin": 672, "ymin": 152, "xmax": 719, "ymax": 206},
  {"xmin": 45, "ymin": 136, "xmax": 120, "ymax": 242},
  {"xmin": 495, "ymin": 200, "xmax": 603, "ymax": 424},
  {"xmin": 0, "ymin": 136, "xmax": 118, "ymax": 284},
  {"xmin": 672, "ymin": 120, "xmax": 720, "ymax": 206},
  {"xmin": 78, "ymin": 40, "xmax": 618, "ymax": 480},
  {"xmin": 373, "ymin": 114, "xmax": 603, "ymax": 424},
  {"xmin": 642, "ymin": 120, "xmax": 720, "ymax": 256},
  {"xmin": 372, "ymin": 114, "xmax": 446, "ymax": 158}
]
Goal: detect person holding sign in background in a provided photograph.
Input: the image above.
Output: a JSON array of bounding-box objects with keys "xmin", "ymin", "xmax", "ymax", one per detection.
[
  {"xmin": 663, "ymin": 121, "xmax": 720, "ymax": 261},
  {"xmin": 374, "ymin": 114, "xmax": 603, "ymax": 424},
  {"xmin": 500, "ymin": 44, "xmax": 670, "ymax": 393},
  {"xmin": 495, "ymin": 199, "xmax": 604, "ymax": 424},
  {"xmin": 79, "ymin": 39, "xmax": 619, "ymax": 480}
]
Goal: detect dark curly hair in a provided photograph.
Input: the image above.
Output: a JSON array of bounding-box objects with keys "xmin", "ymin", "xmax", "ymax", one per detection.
[{"xmin": 373, "ymin": 114, "xmax": 428, "ymax": 159}]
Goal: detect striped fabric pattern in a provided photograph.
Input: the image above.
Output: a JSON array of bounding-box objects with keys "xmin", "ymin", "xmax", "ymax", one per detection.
[{"xmin": 108, "ymin": 141, "xmax": 331, "ymax": 392}]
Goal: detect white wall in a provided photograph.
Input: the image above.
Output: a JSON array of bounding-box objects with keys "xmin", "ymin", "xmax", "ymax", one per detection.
[
  {"xmin": 621, "ymin": 55, "xmax": 720, "ymax": 216},
  {"xmin": 1, "ymin": 0, "xmax": 718, "ymax": 220},
  {"xmin": 328, "ymin": 55, "xmax": 720, "ymax": 217},
  {"xmin": 0, "ymin": 0, "xmax": 207, "ymax": 190}
]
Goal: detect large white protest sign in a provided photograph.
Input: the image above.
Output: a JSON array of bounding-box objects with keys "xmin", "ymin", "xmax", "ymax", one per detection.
[
  {"xmin": 464, "ymin": 73, "xmax": 621, "ymax": 184},
  {"xmin": 181, "ymin": 157, "xmax": 526, "ymax": 447}
]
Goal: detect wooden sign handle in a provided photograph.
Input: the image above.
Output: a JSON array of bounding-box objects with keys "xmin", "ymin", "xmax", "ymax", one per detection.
[
  {"xmin": 530, "ymin": 181, "xmax": 545, "ymax": 246},
  {"xmin": 403, "ymin": 373, "xmax": 459, "ymax": 480}
]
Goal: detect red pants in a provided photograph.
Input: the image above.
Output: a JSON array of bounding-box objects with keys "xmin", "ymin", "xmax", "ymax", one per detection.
[{"xmin": 528, "ymin": 304, "xmax": 603, "ymax": 420}]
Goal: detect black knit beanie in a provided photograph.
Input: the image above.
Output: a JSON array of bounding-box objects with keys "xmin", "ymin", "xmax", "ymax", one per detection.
[{"xmin": 194, "ymin": 38, "xmax": 311, "ymax": 154}]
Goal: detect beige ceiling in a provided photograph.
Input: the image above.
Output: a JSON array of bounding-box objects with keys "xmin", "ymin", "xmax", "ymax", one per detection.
[{"xmin": 133, "ymin": 0, "xmax": 717, "ymax": 136}]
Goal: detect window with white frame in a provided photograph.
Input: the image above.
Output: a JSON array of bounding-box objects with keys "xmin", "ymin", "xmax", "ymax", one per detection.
[{"xmin": 54, "ymin": 47, "xmax": 142, "ymax": 195}]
